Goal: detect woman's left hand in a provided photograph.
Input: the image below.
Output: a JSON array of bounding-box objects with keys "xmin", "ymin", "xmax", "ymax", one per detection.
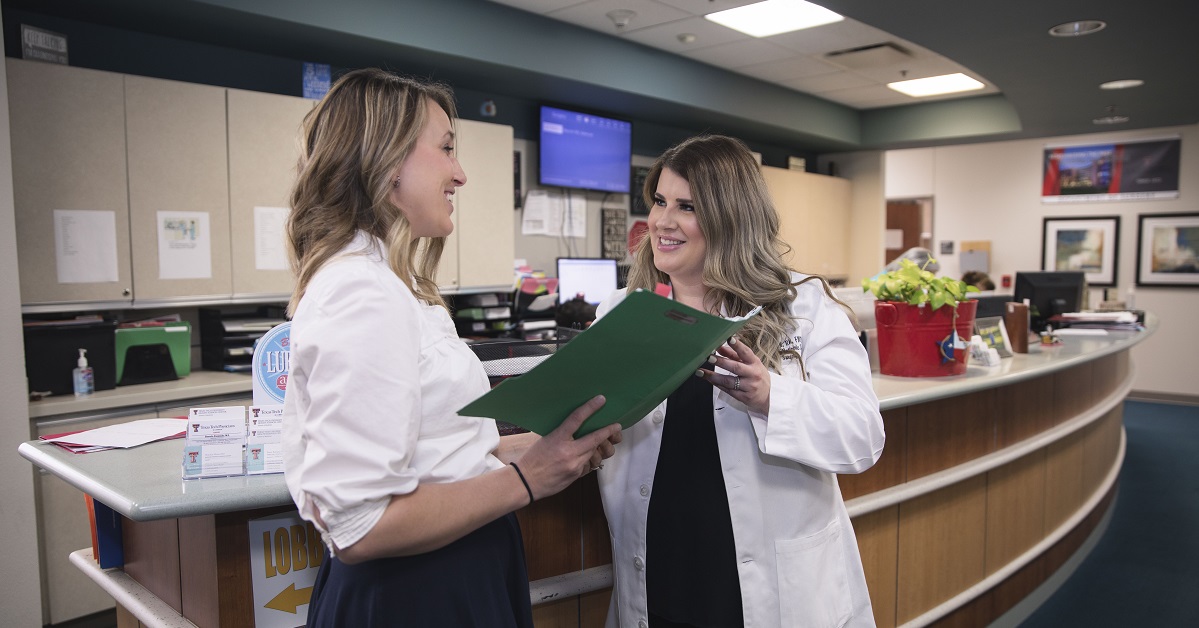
[{"xmin": 704, "ymin": 336, "xmax": 770, "ymax": 415}]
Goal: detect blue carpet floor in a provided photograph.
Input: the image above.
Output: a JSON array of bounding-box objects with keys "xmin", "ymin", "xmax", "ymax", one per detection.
[{"xmin": 1018, "ymin": 400, "xmax": 1199, "ymax": 627}]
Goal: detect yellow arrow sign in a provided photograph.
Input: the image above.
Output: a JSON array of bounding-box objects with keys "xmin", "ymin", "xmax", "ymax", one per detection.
[{"xmin": 265, "ymin": 582, "xmax": 313, "ymax": 614}]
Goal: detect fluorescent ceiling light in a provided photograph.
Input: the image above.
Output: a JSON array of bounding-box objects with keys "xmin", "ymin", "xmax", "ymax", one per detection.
[
  {"xmin": 1048, "ymin": 20, "xmax": 1106, "ymax": 37},
  {"xmin": 1100, "ymin": 79, "xmax": 1144, "ymax": 90},
  {"xmin": 705, "ymin": 0, "xmax": 843, "ymax": 38},
  {"xmin": 888, "ymin": 73, "xmax": 985, "ymax": 97}
]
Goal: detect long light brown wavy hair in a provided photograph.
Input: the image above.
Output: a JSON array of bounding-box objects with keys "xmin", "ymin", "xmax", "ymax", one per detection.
[
  {"xmin": 286, "ymin": 68, "xmax": 456, "ymax": 316},
  {"xmin": 626, "ymin": 134, "xmax": 849, "ymax": 374}
]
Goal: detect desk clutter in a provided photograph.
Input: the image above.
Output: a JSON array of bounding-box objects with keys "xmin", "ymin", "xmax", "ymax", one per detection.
[
  {"xmin": 24, "ymin": 314, "xmax": 192, "ymax": 398},
  {"xmin": 199, "ymin": 305, "xmax": 288, "ymax": 372},
  {"xmin": 182, "ymin": 404, "xmax": 284, "ymax": 479}
]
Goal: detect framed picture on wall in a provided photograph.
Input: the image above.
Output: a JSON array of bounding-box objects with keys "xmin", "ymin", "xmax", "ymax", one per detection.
[
  {"xmin": 1041, "ymin": 216, "xmax": 1120, "ymax": 287},
  {"xmin": 630, "ymin": 166, "xmax": 650, "ymax": 216},
  {"xmin": 1135, "ymin": 212, "xmax": 1199, "ymax": 287}
]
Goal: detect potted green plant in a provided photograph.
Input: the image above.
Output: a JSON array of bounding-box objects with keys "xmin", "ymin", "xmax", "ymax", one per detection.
[{"xmin": 862, "ymin": 258, "xmax": 980, "ymax": 377}]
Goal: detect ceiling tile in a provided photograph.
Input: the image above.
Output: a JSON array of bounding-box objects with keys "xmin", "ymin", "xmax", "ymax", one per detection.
[
  {"xmin": 738, "ymin": 55, "xmax": 842, "ymax": 82},
  {"xmin": 621, "ymin": 15, "xmax": 746, "ymax": 53},
  {"xmin": 782, "ymin": 70, "xmax": 875, "ymax": 93},
  {"xmin": 652, "ymin": 0, "xmax": 763, "ymax": 18},
  {"xmin": 682, "ymin": 39, "xmax": 796, "ymax": 68},
  {"xmin": 545, "ymin": 0, "xmax": 692, "ymax": 34},
  {"xmin": 483, "ymin": 0, "xmax": 1004, "ymax": 115},
  {"xmin": 767, "ymin": 19, "xmax": 895, "ymax": 55}
]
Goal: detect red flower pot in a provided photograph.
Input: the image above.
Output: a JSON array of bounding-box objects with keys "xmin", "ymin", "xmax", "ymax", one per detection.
[{"xmin": 874, "ymin": 299, "xmax": 978, "ymax": 377}]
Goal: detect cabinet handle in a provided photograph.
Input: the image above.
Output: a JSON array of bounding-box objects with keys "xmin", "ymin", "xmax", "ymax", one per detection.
[{"xmin": 123, "ymin": 288, "xmax": 131, "ymax": 297}]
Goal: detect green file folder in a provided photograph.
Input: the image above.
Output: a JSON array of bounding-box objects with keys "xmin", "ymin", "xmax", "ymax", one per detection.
[{"xmin": 459, "ymin": 290, "xmax": 760, "ymax": 437}]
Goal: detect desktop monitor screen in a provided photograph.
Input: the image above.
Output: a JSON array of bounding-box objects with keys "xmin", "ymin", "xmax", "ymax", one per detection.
[
  {"xmin": 1014, "ymin": 271, "xmax": 1087, "ymax": 331},
  {"xmin": 556, "ymin": 258, "xmax": 618, "ymax": 305}
]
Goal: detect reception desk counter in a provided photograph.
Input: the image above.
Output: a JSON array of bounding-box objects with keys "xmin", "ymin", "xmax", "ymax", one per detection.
[{"xmin": 19, "ymin": 319, "xmax": 1154, "ymax": 628}]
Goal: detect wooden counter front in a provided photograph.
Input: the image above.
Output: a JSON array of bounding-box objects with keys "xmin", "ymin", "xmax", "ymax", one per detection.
[{"xmin": 523, "ymin": 325, "xmax": 1150, "ymax": 627}]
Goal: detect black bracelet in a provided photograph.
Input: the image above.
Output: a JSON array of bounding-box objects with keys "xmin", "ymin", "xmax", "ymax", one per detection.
[{"xmin": 509, "ymin": 462, "xmax": 535, "ymax": 505}]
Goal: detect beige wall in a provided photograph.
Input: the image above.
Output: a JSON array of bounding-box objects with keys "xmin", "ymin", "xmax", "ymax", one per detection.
[
  {"xmin": 882, "ymin": 124, "xmax": 1199, "ymax": 397},
  {"xmin": 0, "ymin": 29, "xmax": 50, "ymax": 627}
]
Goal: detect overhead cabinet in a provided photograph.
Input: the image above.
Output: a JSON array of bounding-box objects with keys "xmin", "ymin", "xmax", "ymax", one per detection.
[
  {"xmin": 761, "ymin": 166, "xmax": 852, "ymax": 281},
  {"xmin": 10, "ymin": 60, "xmax": 515, "ymax": 308},
  {"xmin": 438, "ymin": 118, "xmax": 516, "ymax": 291},
  {"xmin": 9, "ymin": 59, "xmax": 133, "ymax": 307},
  {"xmin": 226, "ymin": 88, "xmax": 314, "ymax": 299},
  {"xmin": 125, "ymin": 74, "xmax": 232, "ymax": 303},
  {"xmin": 9, "ymin": 62, "xmax": 314, "ymax": 309}
]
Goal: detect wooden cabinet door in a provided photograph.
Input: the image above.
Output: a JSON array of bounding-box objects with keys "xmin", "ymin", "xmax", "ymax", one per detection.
[
  {"xmin": 805, "ymin": 172, "xmax": 851, "ymax": 279},
  {"xmin": 226, "ymin": 88, "xmax": 314, "ymax": 299},
  {"xmin": 126, "ymin": 75, "xmax": 232, "ymax": 303},
  {"xmin": 762, "ymin": 166, "xmax": 851, "ymax": 279},
  {"xmin": 453, "ymin": 119, "xmax": 515, "ymax": 290},
  {"xmin": 8, "ymin": 59, "xmax": 133, "ymax": 307}
]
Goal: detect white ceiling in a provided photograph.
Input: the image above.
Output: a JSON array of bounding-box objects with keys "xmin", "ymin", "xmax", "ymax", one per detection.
[{"xmin": 487, "ymin": 0, "xmax": 999, "ymax": 110}]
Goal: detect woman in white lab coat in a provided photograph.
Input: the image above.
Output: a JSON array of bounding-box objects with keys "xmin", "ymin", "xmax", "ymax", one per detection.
[{"xmin": 597, "ymin": 135, "xmax": 884, "ymax": 628}]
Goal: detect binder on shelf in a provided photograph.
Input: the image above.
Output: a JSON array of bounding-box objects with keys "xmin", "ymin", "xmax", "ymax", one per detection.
[
  {"xmin": 85, "ymin": 495, "xmax": 124, "ymax": 569},
  {"xmin": 459, "ymin": 290, "xmax": 760, "ymax": 437}
]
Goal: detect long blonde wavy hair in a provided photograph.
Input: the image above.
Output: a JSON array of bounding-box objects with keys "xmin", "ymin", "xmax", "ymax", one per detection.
[
  {"xmin": 626, "ymin": 134, "xmax": 848, "ymax": 374},
  {"xmin": 287, "ymin": 68, "xmax": 456, "ymax": 316}
]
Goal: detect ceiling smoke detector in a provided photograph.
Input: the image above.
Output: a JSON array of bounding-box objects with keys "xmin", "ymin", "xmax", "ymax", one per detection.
[
  {"xmin": 607, "ymin": 9, "xmax": 636, "ymax": 30},
  {"xmin": 1093, "ymin": 106, "xmax": 1129, "ymax": 125}
]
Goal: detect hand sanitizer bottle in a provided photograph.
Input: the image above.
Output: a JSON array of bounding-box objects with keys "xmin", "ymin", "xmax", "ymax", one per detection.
[{"xmin": 73, "ymin": 348, "xmax": 94, "ymax": 397}]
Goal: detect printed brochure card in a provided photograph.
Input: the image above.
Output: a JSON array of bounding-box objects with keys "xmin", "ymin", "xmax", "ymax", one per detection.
[
  {"xmin": 246, "ymin": 405, "xmax": 285, "ymax": 475},
  {"xmin": 182, "ymin": 406, "xmax": 247, "ymax": 479}
]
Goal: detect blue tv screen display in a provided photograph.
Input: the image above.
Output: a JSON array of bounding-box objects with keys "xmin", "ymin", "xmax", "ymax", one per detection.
[{"xmin": 539, "ymin": 105, "xmax": 632, "ymax": 194}]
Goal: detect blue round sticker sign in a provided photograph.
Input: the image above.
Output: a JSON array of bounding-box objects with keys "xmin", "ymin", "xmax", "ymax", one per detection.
[{"xmin": 253, "ymin": 322, "xmax": 291, "ymax": 405}]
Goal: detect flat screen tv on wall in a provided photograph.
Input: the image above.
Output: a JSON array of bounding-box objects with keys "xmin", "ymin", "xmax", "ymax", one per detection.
[{"xmin": 538, "ymin": 105, "xmax": 632, "ymax": 194}]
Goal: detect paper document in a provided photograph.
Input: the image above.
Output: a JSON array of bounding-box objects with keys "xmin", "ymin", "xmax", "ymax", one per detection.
[
  {"xmin": 459, "ymin": 290, "xmax": 760, "ymax": 437},
  {"xmin": 45, "ymin": 418, "xmax": 187, "ymax": 450}
]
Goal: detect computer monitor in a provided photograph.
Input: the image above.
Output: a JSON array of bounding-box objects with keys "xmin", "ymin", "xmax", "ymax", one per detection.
[
  {"xmin": 1014, "ymin": 271, "xmax": 1087, "ymax": 332},
  {"xmin": 556, "ymin": 257, "xmax": 618, "ymax": 305},
  {"xmin": 967, "ymin": 294, "xmax": 1014, "ymax": 320}
]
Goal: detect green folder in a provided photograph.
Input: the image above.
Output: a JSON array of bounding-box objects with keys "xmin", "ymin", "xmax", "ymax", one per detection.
[{"xmin": 459, "ymin": 290, "xmax": 760, "ymax": 437}]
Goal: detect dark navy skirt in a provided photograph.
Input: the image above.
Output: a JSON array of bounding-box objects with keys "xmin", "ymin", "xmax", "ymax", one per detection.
[{"xmin": 306, "ymin": 512, "xmax": 534, "ymax": 627}]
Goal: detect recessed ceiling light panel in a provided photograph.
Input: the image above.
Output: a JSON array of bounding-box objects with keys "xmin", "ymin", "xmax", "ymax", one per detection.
[
  {"xmin": 1093, "ymin": 115, "xmax": 1130, "ymax": 125},
  {"xmin": 705, "ymin": 0, "xmax": 843, "ymax": 38},
  {"xmin": 1048, "ymin": 20, "xmax": 1107, "ymax": 37},
  {"xmin": 1100, "ymin": 79, "xmax": 1144, "ymax": 90},
  {"xmin": 887, "ymin": 73, "xmax": 985, "ymax": 97}
]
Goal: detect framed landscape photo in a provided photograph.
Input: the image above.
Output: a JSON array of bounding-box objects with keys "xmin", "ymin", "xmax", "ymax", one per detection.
[
  {"xmin": 1041, "ymin": 216, "xmax": 1120, "ymax": 287},
  {"xmin": 1136, "ymin": 212, "xmax": 1199, "ymax": 287}
]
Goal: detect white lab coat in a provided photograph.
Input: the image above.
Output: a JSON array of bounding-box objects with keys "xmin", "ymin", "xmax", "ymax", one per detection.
[{"xmin": 597, "ymin": 276, "xmax": 884, "ymax": 628}]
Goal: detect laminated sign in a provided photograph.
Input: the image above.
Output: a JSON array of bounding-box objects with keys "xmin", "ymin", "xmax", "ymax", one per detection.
[{"xmin": 254, "ymin": 322, "xmax": 291, "ymax": 406}]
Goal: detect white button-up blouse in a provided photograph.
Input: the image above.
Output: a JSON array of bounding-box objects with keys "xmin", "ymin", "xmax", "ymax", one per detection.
[{"xmin": 282, "ymin": 232, "xmax": 501, "ymax": 552}]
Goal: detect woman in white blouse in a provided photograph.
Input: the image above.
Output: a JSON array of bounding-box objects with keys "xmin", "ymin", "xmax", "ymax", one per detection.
[{"xmin": 281, "ymin": 68, "xmax": 622, "ymax": 627}]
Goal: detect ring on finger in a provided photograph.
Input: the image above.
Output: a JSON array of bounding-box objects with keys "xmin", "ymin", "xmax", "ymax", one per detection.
[{"xmin": 733, "ymin": 376, "xmax": 741, "ymax": 391}]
